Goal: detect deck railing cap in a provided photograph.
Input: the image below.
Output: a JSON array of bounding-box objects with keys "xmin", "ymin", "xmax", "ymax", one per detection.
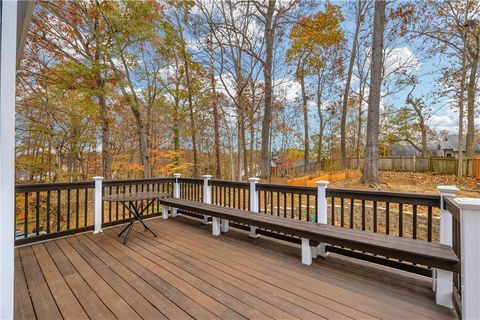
[
  {"xmin": 93, "ymin": 176, "xmax": 104, "ymax": 180},
  {"xmin": 315, "ymin": 180, "xmax": 330, "ymax": 187},
  {"xmin": 437, "ymin": 185, "xmax": 459, "ymax": 194},
  {"xmin": 454, "ymin": 197, "xmax": 480, "ymax": 211}
]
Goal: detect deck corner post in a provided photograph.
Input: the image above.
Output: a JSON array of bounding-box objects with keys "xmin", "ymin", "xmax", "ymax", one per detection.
[
  {"xmin": 202, "ymin": 175, "xmax": 212, "ymax": 224},
  {"xmin": 315, "ymin": 180, "xmax": 330, "ymax": 257},
  {"xmin": 248, "ymin": 177, "xmax": 260, "ymax": 238},
  {"xmin": 172, "ymin": 173, "xmax": 182, "ymax": 217},
  {"xmin": 0, "ymin": 1, "xmax": 18, "ymax": 317},
  {"xmin": 434, "ymin": 185, "xmax": 459, "ymax": 296},
  {"xmin": 93, "ymin": 176, "xmax": 104, "ymax": 234},
  {"xmin": 455, "ymin": 198, "xmax": 480, "ymax": 319}
]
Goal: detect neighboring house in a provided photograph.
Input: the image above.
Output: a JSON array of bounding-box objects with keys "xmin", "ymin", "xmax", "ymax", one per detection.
[{"xmin": 439, "ymin": 134, "xmax": 480, "ymax": 158}]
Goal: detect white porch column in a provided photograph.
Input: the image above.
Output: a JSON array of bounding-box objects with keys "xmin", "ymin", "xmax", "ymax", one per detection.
[
  {"xmin": 202, "ymin": 175, "xmax": 212, "ymax": 224},
  {"xmin": 249, "ymin": 177, "xmax": 260, "ymax": 238},
  {"xmin": 314, "ymin": 181, "xmax": 330, "ymax": 258},
  {"xmin": 455, "ymin": 198, "xmax": 480, "ymax": 320},
  {"xmin": 0, "ymin": 1, "xmax": 17, "ymax": 318},
  {"xmin": 172, "ymin": 173, "xmax": 181, "ymax": 217},
  {"xmin": 434, "ymin": 185, "xmax": 458, "ymax": 307},
  {"xmin": 93, "ymin": 177, "xmax": 104, "ymax": 234}
]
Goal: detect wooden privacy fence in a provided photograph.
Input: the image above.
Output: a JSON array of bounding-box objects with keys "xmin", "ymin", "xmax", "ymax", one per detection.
[{"xmin": 279, "ymin": 156, "xmax": 480, "ymax": 178}]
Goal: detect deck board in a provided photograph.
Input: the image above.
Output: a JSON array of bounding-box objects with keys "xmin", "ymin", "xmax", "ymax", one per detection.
[{"xmin": 15, "ymin": 215, "xmax": 458, "ymax": 320}]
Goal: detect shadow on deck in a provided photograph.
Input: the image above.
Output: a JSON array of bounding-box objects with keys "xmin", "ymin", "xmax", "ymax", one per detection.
[{"xmin": 15, "ymin": 215, "xmax": 457, "ymax": 319}]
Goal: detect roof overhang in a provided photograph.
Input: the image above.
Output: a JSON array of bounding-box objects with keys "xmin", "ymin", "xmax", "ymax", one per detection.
[{"xmin": 16, "ymin": 0, "xmax": 36, "ymax": 66}]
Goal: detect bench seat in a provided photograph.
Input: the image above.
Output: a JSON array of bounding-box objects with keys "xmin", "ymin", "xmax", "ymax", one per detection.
[{"xmin": 158, "ymin": 198, "xmax": 459, "ymax": 272}]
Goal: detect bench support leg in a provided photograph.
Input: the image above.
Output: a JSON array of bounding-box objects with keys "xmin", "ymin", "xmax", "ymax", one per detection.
[
  {"xmin": 249, "ymin": 226, "xmax": 259, "ymax": 238},
  {"xmin": 432, "ymin": 269, "xmax": 437, "ymax": 292},
  {"xmin": 301, "ymin": 238, "xmax": 313, "ymax": 265},
  {"xmin": 171, "ymin": 208, "xmax": 178, "ymax": 217},
  {"xmin": 220, "ymin": 219, "xmax": 229, "ymax": 232},
  {"xmin": 314, "ymin": 243, "xmax": 329, "ymax": 258},
  {"xmin": 202, "ymin": 215, "xmax": 211, "ymax": 225},
  {"xmin": 435, "ymin": 269, "xmax": 453, "ymax": 308},
  {"xmin": 162, "ymin": 206, "xmax": 169, "ymax": 220},
  {"xmin": 212, "ymin": 217, "xmax": 221, "ymax": 236}
]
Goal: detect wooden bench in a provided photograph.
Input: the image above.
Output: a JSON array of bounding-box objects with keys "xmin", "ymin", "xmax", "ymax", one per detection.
[{"xmin": 158, "ymin": 198, "xmax": 459, "ymax": 272}]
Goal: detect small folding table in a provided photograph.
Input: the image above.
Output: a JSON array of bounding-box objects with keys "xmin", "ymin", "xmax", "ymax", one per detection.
[{"xmin": 103, "ymin": 192, "xmax": 170, "ymax": 244}]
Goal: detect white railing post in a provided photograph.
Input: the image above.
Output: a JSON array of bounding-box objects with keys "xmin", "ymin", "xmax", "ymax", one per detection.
[
  {"xmin": 0, "ymin": 1, "xmax": 18, "ymax": 317},
  {"xmin": 315, "ymin": 180, "xmax": 330, "ymax": 257},
  {"xmin": 249, "ymin": 177, "xmax": 260, "ymax": 238},
  {"xmin": 93, "ymin": 176, "xmax": 104, "ymax": 234},
  {"xmin": 455, "ymin": 198, "xmax": 480, "ymax": 320},
  {"xmin": 172, "ymin": 173, "xmax": 181, "ymax": 217},
  {"xmin": 202, "ymin": 175, "xmax": 212, "ymax": 224},
  {"xmin": 434, "ymin": 185, "xmax": 458, "ymax": 307}
]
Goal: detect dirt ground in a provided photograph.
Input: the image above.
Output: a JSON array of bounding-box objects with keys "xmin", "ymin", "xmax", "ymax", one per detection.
[{"xmin": 272, "ymin": 171, "xmax": 480, "ymax": 197}]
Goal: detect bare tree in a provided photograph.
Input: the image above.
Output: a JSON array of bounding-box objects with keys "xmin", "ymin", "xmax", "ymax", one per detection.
[
  {"xmin": 341, "ymin": 0, "xmax": 367, "ymax": 169},
  {"xmin": 362, "ymin": 0, "xmax": 386, "ymax": 185}
]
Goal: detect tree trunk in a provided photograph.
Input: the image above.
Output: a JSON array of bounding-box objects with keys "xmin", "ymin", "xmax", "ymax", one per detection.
[
  {"xmin": 179, "ymin": 34, "xmax": 199, "ymax": 177},
  {"xmin": 209, "ymin": 34, "xmax": 222, "ymax": 179},
  {"xmin": 260, "ymin": 0, "xmax": 275, "ymax": 179},
  {"xmin": 356, "ymin": 86, "xmax": 365, "ymax": 169},
  {"xmin": 362, "ymin": 0, "xmax": 385, "ymax": 185},
  {"xmin": 465, "ymin": 51, "xmax": 478, "ymax": 157},
  {"xmin": 458, "ymin": 46, "xmax": 467, "ymax": 180},
  {"xmin": 299, "ymin": 64, "xmax": 309, "ymax": 174},
  {"xmin": 96, "ymin": 87, "xmax": 112, "ymax": 180},
  {"xmin": 341, "ymin": 1, "xmax": 364, "ymax": 169}
]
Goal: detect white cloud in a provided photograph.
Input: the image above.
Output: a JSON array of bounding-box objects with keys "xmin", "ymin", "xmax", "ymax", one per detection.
[
  {"xmin": 384, "ymin": 47, "xmax": 421, "ymax": 76},
  {"xmin": 273, "ymin": 78, "xmax": 300, "ymax": 102},
  {"xmin": 428, "ymin": 105, "xmax": 458, "ymax": 133}
]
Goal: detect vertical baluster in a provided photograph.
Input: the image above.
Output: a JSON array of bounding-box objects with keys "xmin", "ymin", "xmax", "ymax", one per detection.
[
  {"xmin": 46, "ymin": 190, "xmax": 51, "ymax": 234},
  {"xmin": 270, "ymin": 191, "xmax": 274, "ymax": 215},
  {"xmin": 427, "ymin": 206, "xmax": 432, "ymax": 242},
  {"xmin": 243, "ymin": 188, "xmax": 246, "ymax": 210},
  {"xmin": 361, "ymin": 199, "xmax": 366, "ymax": 230},
  {"xmin": 314, "ymin": 194, "xmax": 318, "ymax": 222},
  {"xmin": 284, "ymin": 192, "xmax": 287, "ymax": 218},
  {"xmin": 108, "ymin": 186, "xmax": 112, "ymax": 222},
  {"xmin": 123, "ymin": 186, "xmax": 126, "ymax": 220},
  {"xmin": 340, "ymin": 198, "xmax": 344, "ymax": 227},
  {"xmin": 277, "ymin": 192, "xmax": 281, "ymax": 216},
  {"xmin": 298, "ymin": 193, "xmax": 302, "ymax": 220},
  {"xmin": 373, "ymin": 201, "xmax": 377, "ymax": 232},
  {"xmin": 57, "ymin": 190, "xmax": 61, "ymax": 232},
  {"xmin": 67, "ymin": 189, "xmax": 71, "ymax": 230},
  {"xmin": 331, "ymin": 197, "xmax": 335, "ymax": 225},
  {"xmin": 399, "ymin": 203, "xmax": 403, "ymax": 237},
  {"xmin": 386, "ymin": 202, "xmax": 390, "ymax": 235},
  {"xmin": 350, "ymin": 199, "xmax": 354, "ymax": 228},
  {"xmin": 84, "ymin": 189, "xmax": 88, "ymax": 227},
  {"xmin": 35, "ymin": 192, "xmax": 40, "ymax": 236},
  {"xmin": 116, "ymin": 186, "xmax": 119, "ymax": 220},
  {"xmin": 291, "ymin": 192, "xmax": 294, "ymax": 219},
  {"xmin": 75, "ymin": 188, "xmax": 80, "ymax": 229},
  {"xmin": 228, "ymin": 187, "xmax": 232, "ymax": 207},
  {"xmin": 306, "ymin": 194, "xmax": 310, "ymax": 221},
  {"xmin": 23, "ymin": 192, "xmax": 27, "ymax": 237},
  {"xmin": 264, "ymin": 190, "xmax": 267, "ymax": 214},
  {"xmin": 412, "ymin": 204, "xmax": 417, "ymax": 239}
]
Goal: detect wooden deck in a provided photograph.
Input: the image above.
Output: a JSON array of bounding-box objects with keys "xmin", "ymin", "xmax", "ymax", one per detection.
[{"xmin": 15, "ymin": 215, "xmax": 458, "ymax": 319}]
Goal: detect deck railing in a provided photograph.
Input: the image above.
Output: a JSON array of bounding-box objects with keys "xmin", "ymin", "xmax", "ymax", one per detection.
[
  {"xmin": 15, "ymin": 178, "xmax": 174, "ymax": 245},
  {"xmin": 14, "ymin": 173, "xmax": 480, "ymax": 318}
]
